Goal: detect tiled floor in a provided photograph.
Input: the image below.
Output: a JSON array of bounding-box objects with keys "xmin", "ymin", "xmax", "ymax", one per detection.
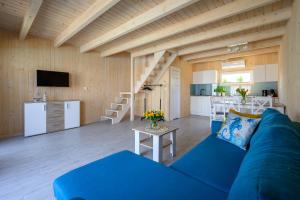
[{"xmin": 0, "ymin": 116, "xmax": 210, "ymax": 200}]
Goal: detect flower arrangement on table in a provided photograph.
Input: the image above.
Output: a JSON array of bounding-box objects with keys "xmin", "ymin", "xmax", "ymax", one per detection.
[
  {"xmin": 144, "ymin": 110, "xmax": 164, "ymax": 129},
  {"xmin": 236, "ymin": 88, "xmax": 249, "ymax": 104}
]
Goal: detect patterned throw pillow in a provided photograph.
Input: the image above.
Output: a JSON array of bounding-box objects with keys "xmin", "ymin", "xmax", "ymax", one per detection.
[{"xmin": 217, "ymin": 112, "xmax": 261, "ymax": 150}]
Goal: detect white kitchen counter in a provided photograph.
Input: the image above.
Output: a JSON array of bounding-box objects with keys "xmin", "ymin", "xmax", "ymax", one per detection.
[{"xmin": 190, "ymin": 96, "xmax": 285, "ymax": 117}]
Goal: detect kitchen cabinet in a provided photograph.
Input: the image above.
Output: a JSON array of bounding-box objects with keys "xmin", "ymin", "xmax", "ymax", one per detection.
[
  {"xmin": 193, "ymin": 70, "xmax": 218, "ymax": 84},
  {"xmin": 190, "ymin": 96, "xmax": 211, "ymax": 117},
  {"xmin": 253, "ymin": 64, "xmax": 278, "ymax": 82},
  {"xmin": 253, "ymin": 65, "xmax": 266, "ymax": 83},
  {"xmin": 265, "ymin": 64, "xmax": 278, "ymax": 82},
  {"xmin": 193, "ymin": 71, "xmax": 201, "ymax": 84},
  {"xmin": 24, "ymin": 102, "xmax": 47, "ymax": 136},
  {"xmin": 64, "ymin": 101, "xmax": 80, "ymax": 129}
]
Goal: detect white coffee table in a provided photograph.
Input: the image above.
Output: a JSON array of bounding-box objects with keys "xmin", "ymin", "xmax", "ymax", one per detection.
[{"xmin": 132, "ymin": 126, "xmax": 178, "ymax": 163}]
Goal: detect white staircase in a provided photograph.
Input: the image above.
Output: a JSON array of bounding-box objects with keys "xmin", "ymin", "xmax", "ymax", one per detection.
[
  {"xmin": 134, "ymin": 50, "xmax": 177, "ymax": 94},
  {"xmin": 101, "ymin": 92, "xmax": 131, "ymax": 124},
  {"xmin": 101, "ymin": 50, "xmax": 177, "ymax": 124}
]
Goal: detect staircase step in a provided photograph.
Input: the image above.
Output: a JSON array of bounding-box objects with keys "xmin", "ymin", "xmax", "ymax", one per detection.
[
  {"xmin": 119, "ymin": 97, "xmax": 129, "ymax": 103},
  {"xmin": 101, "ymin": 115, "xmax": 117, "ymax": 120},
  {"xmin": 102, "ymin": 92, "xmax": 131, "ymax": 125},
  {"xmin": 106, "ymin": 109, "xmax": 120, "ymax": 113},
  {"xmin": 111, "ymin": 103, "xmax": 127, "ymax": 108},
  {"xmin": 149, "ymin": 73, "xmax": 156, "ymax": 78},
  {"xmin": 120, "ymin": 92, "xmax": 131, "ymax": 95}
]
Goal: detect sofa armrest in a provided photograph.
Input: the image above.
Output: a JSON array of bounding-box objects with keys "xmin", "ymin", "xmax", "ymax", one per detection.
[{"xmin": 211, "ymin": 120, "xmax": 223, "ymax": 135}]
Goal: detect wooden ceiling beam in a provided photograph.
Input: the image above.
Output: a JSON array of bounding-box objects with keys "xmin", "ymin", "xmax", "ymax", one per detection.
[
  {"xmin": 183, "ymin": 37, "xmax": 282, "ymax": 61},
  {"xmin": 80, "ymin": 0, "xmax": 199, "ymax": 53},
  {"xmin": 130, "ymin": 8, "xmax": 290, "ymax": 58},
  {"xmin": 19, "ymin": 0, "xmax": 43, "ymax": 40},
  {"xmin": 100, "ymin": 0, "xmax": 279, "ymax": 57},
  {"xmin": 178, "ymin": 27, "xmax": 285, "ymax": 56},
  {"xmin": 54, "ymin": 0, "xmax": 120, "ymax": 47},
  {"xmin": 190, "ymin": 46, "xmax": 280, "ymax": 64}
]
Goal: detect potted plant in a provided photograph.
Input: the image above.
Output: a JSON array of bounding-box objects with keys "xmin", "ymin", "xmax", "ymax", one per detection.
[
  {"xmin": 236, "ymin": 88, "xmax": 248, "ymax": 104},
  {"xmin": 214, "ymin": 85, "xmax": 227, "ymax": 96},
  {"xmin": 144, "ymin": 110, "xmax": 165, "ymax": 129}
]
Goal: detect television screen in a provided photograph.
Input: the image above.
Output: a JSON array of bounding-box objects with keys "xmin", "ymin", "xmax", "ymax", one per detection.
[{"xmin": 37, "ymin": 70, "xmax": 69, "ymax": 87}]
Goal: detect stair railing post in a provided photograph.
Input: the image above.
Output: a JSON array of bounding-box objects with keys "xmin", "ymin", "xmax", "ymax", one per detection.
[{"xmin": 130, "ymin": 55, "xmax": 135, "ymax": 121}]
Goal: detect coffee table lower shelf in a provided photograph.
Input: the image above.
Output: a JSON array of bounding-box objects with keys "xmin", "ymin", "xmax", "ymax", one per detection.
[{"xmin": 140, "ymin": 137, "xmax": 172, "ymax": 149}]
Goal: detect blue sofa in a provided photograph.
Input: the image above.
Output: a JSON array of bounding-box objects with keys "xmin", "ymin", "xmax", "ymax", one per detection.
[{"xmin": 53, "ymin": 109, "xmax": 300, "ymax": 200}]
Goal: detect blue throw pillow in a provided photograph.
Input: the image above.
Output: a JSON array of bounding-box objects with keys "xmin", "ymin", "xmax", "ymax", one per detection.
[{"xmin": 217, "ymin": 112, "xmax": 261, "ymax": 150}]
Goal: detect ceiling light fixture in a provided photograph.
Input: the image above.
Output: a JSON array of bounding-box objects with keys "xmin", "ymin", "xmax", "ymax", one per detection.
[{"xmin": 227, "ymin": 42, "xmax": 248, "ymax": 53}]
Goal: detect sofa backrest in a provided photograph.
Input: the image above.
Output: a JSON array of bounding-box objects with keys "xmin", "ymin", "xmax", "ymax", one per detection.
[{"xmin": 228, "ymin": 109, "xmax": 300, "ymax": 199}]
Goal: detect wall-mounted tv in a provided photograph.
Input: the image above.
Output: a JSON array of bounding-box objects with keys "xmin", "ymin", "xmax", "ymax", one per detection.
[{"xmin": 37, "ymin": 70, "xmax": 69, "ymax": 87}]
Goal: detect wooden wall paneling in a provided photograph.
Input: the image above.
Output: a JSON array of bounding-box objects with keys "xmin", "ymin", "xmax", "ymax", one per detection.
[
  {"xmin": 278, "ymin": 0, "xmax": 300, "ymax": 122},
  {"xmin": 0, "ymin": 29, "xmax": 130, "ymax": 139},
  {"xmin": 134, "ymin": 69, "xmax": 170, "ymax": 121},
  {"xmin": 133, "ymin": 56, "xmax": 193, "ymax": 119}
]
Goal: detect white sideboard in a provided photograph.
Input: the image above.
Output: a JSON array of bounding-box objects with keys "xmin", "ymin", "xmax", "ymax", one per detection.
[
  {"xmin": 193, "ymin": 70, "xmax": 218, "ymax": 84},
  {"xmin": 24, "ymin": 102, "xmax": 47, "ymax": 136},
  {"xmin": 65, "ymin": 101, "xmax": 80, "ymax": 129},
  {"xmin": 24, "ymin": 100, "xmax": 80, "ymax": 137}
]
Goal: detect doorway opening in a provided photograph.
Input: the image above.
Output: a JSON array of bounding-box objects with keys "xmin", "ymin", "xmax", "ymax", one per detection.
[{"xmin": 170, "ymin": 67, "xmax": 181, "ymax": 120}]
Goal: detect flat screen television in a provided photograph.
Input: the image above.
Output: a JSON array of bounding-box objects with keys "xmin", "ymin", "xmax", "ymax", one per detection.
[{"xmin": 37, "ymin": 70, "xmax": 69, "ymax": 87}]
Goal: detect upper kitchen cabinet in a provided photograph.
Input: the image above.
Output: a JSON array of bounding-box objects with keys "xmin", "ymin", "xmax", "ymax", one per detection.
[
  {"xmin": 253, "ymin": 64, "xmax": 278, "ymax": 83},
  {"xmin": 193, "ymin": 70, "xmax": 218, "ymax": 84},
  {"xmin": 253, "ymin": 65, "xmax": 266, "ymax": 83},
  {"xmin": 265, "ymin": 64, "xmax": 278, "ymax": 82}
]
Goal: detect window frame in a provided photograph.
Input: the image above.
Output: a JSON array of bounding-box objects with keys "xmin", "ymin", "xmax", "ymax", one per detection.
[{"xmin": 221, "ymin": 70, "xmax": 253, "ymax": 85}]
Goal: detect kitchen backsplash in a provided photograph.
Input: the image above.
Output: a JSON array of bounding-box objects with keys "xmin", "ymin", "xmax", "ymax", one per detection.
[
  {"xmin": 191, "ymin": 81, "xmax": 278, "ymax": 96},
  {"xmin": 250, "ymin": 81, "xmax": 278, "ymax": 96},
  {"xmin": 190, "ymin": 84, "xmax": 213, "ymax": 96}
]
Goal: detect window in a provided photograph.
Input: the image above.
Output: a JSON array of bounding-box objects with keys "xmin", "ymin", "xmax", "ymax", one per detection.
[
  {"xmin": 221, "ymin": 71, "xmax": 252, "ymax": 84},
  {"xmin": 221, "ymin": 71, "xmax": 252, "ymax": 96}
]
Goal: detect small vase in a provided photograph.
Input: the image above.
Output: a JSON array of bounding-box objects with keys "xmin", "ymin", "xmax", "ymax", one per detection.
[
  {"xmin": 150, "ymin": 120, "xmax": 159, "ymax": 129},
  {"xmin": 241, "ymin": 97, "xmax": 246, "ymax": 105}
]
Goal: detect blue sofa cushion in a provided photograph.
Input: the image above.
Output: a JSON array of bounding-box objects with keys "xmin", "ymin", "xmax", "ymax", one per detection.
[
  {"xmin": 211, "ymin": 120, "xmax": 223, "ymax": 135},
  {"xmin": 53, "ymin": 151, "xmax": 227, "ymax": 200},
  {"xmin": 250, "ymin": 109, "xmax": 292, "ymax": 147},
  {"xmin": 170, "ymin": 134, "xmax": 246, "ymax": 193},
  {"xmin": 228, "ymin": 112, "xmax": 300, "ymax": 199}
]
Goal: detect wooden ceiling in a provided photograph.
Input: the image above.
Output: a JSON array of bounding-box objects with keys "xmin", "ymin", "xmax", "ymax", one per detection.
[{"xmin": 0, "ymin": 0, "xmax": 294, "ymax": 64}]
